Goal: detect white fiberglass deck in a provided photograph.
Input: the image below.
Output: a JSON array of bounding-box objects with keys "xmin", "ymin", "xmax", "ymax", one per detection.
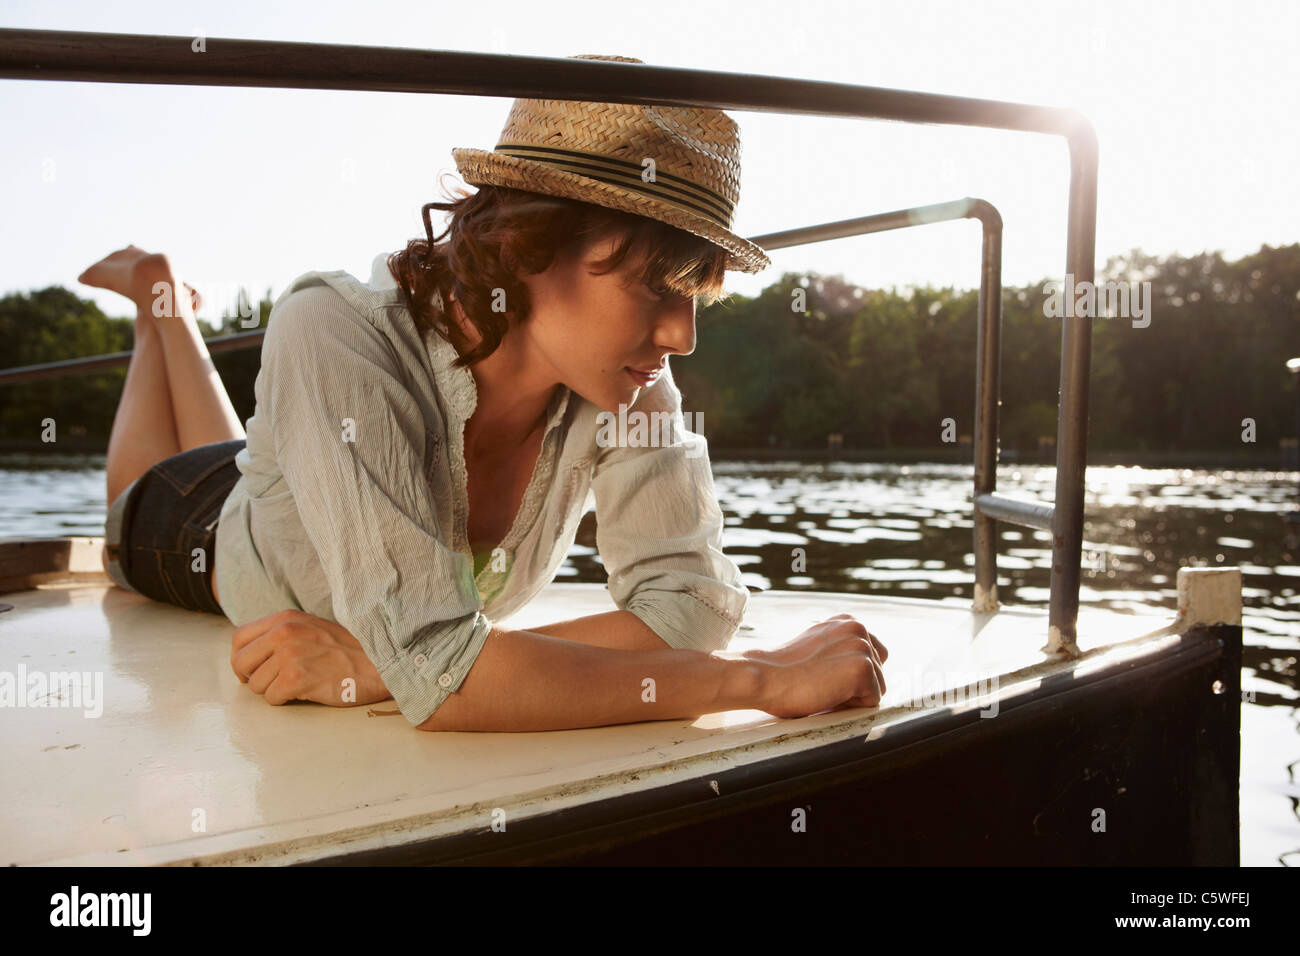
[{"xmin": 0, "ymin": 537, "xmax": 1183, "ymax": 866}]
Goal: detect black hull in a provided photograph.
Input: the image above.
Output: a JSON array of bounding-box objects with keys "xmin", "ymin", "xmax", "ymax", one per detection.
[{"xmin": 308, "ymin": 623, "xmax": 1241, "ymax": 866}]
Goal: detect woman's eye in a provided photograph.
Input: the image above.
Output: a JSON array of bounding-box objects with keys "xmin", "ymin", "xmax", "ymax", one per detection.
[{"xmin": 645, "ymin": 281, "xmax": 672, "ymax": 299}]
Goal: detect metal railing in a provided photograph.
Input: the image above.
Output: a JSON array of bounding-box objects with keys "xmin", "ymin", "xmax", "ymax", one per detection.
[
  {"xmin": 0, "ymin": 29, "xmax": 1099, "ymax": 654},
  {"xmin": 753, "ymin": 197, "xmax": 1010, "ymax": 617},
  {"xmin": 0, "ymin": 328, "xmax": 266, "ymax": 386}
]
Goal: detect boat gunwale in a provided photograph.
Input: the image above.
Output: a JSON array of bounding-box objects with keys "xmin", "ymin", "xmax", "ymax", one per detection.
[
  {"xmin": 3, "ymin": 574, "xmax": 1195, "ymax": 867},
  {"xmin": 24, "ymin": 619, "xmax": 1223, "ymax": 867},
  {"xmin": 300, "ymin": 622, "xmax": 1235, "ymax": 867}
]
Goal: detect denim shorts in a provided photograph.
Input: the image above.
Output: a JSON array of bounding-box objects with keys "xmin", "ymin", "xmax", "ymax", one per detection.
[{"xmin": 104, "ymin": 439, "xmax": 247, "ymax": 616}]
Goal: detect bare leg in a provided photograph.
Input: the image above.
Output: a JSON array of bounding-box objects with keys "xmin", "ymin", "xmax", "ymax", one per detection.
[
  {"xmin": 81, "ymin": 247, "xmax": 184, "ymax": 503},
  {"xmin": 83, "ymin": 247, "xmax": 245, "ymax": 602},
  {"xmin": 147, "ymin": 279, "xmax": 246, "ymax": 607},
  {"xmin": 150, "ymin": 272, "xmax": 247, "ymax": 452},
  {"xmin": 104, "ymin": 313, "xmax": 181, "ymax": 504},
  {"xmin": 83, "ymin": 246, "xmax": 246, "ymax": 498}
]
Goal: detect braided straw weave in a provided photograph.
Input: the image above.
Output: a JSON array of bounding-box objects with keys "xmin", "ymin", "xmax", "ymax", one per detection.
[{"xmin": 451, "ymin": 54, "xmax": 771, "ymax": 274}]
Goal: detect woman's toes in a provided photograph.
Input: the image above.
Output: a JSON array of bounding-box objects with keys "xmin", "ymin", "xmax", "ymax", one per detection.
[
  {"xmin": 78, "ymin": 246, "xmax": 186, "ymax": 313},
  {"xmin": 78, "ymin": 245, "xmax": 152, "ymax": 296}
]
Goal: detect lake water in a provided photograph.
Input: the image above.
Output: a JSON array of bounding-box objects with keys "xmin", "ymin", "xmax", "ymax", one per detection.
[{"xmin": 2, "ymin": 452, "xmax": 1296, "ymax": 866}]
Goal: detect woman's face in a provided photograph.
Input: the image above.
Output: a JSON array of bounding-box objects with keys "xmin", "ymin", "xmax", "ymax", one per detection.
[{"xmin": 515, "ymin": 231, "xmax": 698, "ymax": 415}]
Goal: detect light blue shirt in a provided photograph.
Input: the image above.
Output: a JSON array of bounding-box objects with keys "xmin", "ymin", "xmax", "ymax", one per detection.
[{"xmin": 214, "ymin": 255, "xmax": 748, "ymax": 727}]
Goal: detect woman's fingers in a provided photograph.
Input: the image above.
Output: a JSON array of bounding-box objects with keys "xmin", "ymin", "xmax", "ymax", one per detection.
[
  {"xmin": 828, "ymin": 612, "xmax": 889, "ymax": 663},
  {"xmin": 231, "ymin": 610, "xmax": 308, "ymax": 679},
  {"xmin": 231, "ymin": 609, "xmax": 294, "ymax": 652},
  {"xmin": 232, "ymin": 634, "xmax": 278, "ymax": 684},
  {"xmin": 232, "ymin": 620, "xmax": 305, "ymax": 682},
  {"xmin": 247, "ymin": 648, "xmax": 313, "ymax": 705},
  {"xmin": 845, "ymin": 659, "xmax": 886, "ymax": 709},
  {"xmin": 262, "ymin": 671, "xmax": 303, "ymax": 706},
  {"xmin": 835, "ymin": 648, "xmax": 886, "ymax": 711},
  {"xmin": 246, "ymin": 655, "xmax": 281, "ymax": 698},
  {"xmin": 235, "ymin": 618, "xmax": 364, "ymax": 707},
  {"xmin": 862, "ymin": 636, "xmax": 882, "ymax": 669}
]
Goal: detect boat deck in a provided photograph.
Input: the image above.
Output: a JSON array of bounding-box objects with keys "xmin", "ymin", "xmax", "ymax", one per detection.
[{"xmin": 0, "ymin": 536, "xmax": 1199, "ymax": 866}]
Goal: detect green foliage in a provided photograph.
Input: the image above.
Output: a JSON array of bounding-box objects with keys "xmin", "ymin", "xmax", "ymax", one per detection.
[
  {"xmin": 676, "ymin": 243, "xmax": 1300, "ymax": 452},
  {"xmin": 0, "ymin": 287, "xmax": 131, "ymax": 442},
  {"xmin": 0, "ymin": 285, "xmax": 271, "ymax": 443},
  {"xmin": 2, "ymin": 245, "xmax": 1298, "ymax": 454}
]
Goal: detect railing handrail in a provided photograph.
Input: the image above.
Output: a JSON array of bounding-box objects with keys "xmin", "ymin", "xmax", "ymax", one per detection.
[
  {"xmin": 0, "ymin": 329, "xmax": 266, "ymax": 386},
  {"xmin": 0, "ymin": 28, "xmax": 1094, "ymax": 135},
  {"xmin": 0, "ymin": 29, "xmax": 1098, "ymax": 652}
]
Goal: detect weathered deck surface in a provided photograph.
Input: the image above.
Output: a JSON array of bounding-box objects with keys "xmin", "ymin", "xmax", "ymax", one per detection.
[{"xmin": 0, "ymin": 537, "xmax": 1182, "ymax": 866}]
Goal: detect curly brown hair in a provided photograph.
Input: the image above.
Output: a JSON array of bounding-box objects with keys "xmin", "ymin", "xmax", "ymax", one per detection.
[{"xmin": 385, "ymin": 176, "xmax": 731, "ymax": 369}]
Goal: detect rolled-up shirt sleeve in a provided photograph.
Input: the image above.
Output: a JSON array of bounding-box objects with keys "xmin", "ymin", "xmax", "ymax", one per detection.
[
  {"xmin": 260, "ymin": 285, "xmax": 490, "ymax": 727},
  {"xmin": 590, "ymin": 364, "xmax": 748, "ymax": 652}
]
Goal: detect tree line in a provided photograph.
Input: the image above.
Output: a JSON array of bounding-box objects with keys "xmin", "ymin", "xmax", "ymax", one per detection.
[{"xmin": 0, "ymin": 243, "xmax": 1296, "ymax": 455}]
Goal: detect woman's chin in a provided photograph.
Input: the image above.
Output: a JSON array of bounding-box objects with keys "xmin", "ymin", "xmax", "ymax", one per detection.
[
  {"xmin": 598, "ymin": 393, "xmax": 637, "ymax": 416},
  {"xmin": 575, "ymin": 377, "xmax": 642, "ymax": 416}
]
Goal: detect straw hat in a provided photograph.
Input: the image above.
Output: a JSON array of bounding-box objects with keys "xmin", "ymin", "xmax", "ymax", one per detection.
[{"xmin": 451, "ymin": 54, "xmax": 771, "ymax": 274}]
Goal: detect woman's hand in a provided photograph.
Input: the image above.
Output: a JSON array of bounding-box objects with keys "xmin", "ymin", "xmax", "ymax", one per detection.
[
  {"xmin": 750, "ymin": 614, "xmax": 889, "ymax": 719},
  {"xmin": 230, "ymin": 609, "xmax": 393, "ymax": 707}
]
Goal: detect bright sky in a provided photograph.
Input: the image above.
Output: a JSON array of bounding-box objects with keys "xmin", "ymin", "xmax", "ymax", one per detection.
[{"xmin": 2, "ymin": 0, "xmax": 1295, "ymax": 326}]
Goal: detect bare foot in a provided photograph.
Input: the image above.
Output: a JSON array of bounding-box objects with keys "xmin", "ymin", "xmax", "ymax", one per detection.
[{"xmin": 78, "ymin": 245, "xmax": 202, "ymax": 315}]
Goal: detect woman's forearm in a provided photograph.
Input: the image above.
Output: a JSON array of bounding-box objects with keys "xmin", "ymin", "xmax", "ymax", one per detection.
[
  {"xmin": 527, "ymin": 609, "xmax": 675, "ymax": 650},
  {"xmin": 416, "ymin": 625, "xmax": 763, "ymax": 732}
]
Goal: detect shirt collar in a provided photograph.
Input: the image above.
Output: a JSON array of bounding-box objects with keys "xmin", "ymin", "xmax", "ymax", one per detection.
[{"xmin": 369, "ymin": 252, "xmax": 397, "ymax": 291}]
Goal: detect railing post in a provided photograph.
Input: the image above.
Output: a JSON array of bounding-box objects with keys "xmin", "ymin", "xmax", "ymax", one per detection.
[
  {"xmin": 1046, "ymin": 117, "xmax": 1099, "ymax": 656},
  {"xmin": 970, "ymin": 200, "xmax": 1003, "ymax": 613}
]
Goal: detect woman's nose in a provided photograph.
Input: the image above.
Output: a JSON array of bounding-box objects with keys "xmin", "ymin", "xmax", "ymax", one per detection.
[{"xmin": 657, "ymin": 298, "xmax": 697, "ymax": 357}]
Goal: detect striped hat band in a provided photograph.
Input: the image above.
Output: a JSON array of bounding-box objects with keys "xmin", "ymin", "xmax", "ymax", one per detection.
[{"xmin": 493, "ymin": 143, "xmax": 735, "ymax": 229}]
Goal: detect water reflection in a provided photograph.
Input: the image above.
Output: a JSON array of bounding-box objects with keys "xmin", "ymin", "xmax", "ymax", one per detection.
[
  {"xmin": 2, "ymin": 453, "xmax": 1297, "ymax": 864},
  {"xmin": 577, "ymin": 461, "xmax": 1299, "ymax": 669},
  {"xmin": 0, "ymin": 452, "xmax": 108, "ymax": 539}
]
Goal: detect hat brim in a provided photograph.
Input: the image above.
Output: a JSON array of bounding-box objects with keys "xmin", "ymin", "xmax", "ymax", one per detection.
[{"xmin": 451, "ymin": 148, "xmax": 771, "ymax": 275}]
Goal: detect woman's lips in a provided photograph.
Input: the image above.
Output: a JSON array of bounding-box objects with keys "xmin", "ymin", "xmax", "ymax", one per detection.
[{"xmin": 624, "ymin": 366, "xmax": 661, "ymax": 387}]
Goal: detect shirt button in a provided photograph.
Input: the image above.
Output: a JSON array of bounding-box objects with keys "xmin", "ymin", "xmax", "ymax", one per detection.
[
  {"xmin": 412, "ymin": 653, "xmax": 428, "ymax": 668},
  {"xmin": 438, "ymin": 672, "xmax": 454, "ymax": 688}
]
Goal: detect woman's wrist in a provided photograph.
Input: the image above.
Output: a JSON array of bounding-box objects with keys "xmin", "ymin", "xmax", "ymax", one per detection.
[{"xmin": 710, "ymin": 652, "xmax": 767, "ymax": 712}]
